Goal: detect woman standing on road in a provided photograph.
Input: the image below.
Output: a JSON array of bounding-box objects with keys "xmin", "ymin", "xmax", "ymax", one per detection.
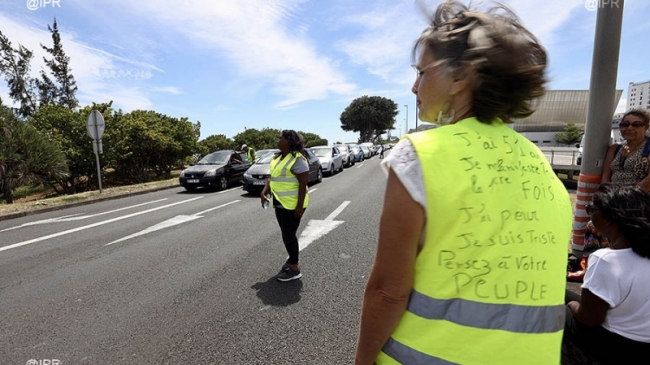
[
  {"xmin": 261, "ymin": 130, "xmax": 309, "ymax": 282},
  {"xmin": 355, "ymin": 2, "xmax": 573, "ymax": 364}
]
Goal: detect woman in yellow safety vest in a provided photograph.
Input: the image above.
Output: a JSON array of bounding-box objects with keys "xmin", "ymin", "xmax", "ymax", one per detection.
[
  {"xmin": 355, "ymin": 1, "xmax": 573, "ymax": 364},
  {"xmin": 261, "ymin": 130, "xmax": 309, "ymax": 282}
]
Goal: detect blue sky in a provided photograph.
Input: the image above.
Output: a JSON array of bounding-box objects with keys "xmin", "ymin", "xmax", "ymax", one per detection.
[{"xmin": 0, "ymin": 0, "xmax": 649, "ymax": 145}]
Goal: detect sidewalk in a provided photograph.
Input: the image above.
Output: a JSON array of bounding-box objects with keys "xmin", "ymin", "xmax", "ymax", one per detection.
[{"xmin": 0, "ymin": 182, "xmax": 179, "ymax": 222}]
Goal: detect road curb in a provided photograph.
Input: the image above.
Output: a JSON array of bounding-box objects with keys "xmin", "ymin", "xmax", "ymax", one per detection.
[{"xmin": 0, "ymin": 184, "xmax": 180, "ymax": 222}]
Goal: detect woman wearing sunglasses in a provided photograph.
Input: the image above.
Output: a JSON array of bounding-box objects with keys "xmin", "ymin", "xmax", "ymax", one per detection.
[
  {"xmin": 564, "ymin": 183, "xmax": 650, "ymax": 364},
  {"xmin": 569, "ymin": 109, "xmax": 650, "ymax": 281},
  {"xmin": 601, "ymin": 109, "xmax": 650, "ymax": 191}
]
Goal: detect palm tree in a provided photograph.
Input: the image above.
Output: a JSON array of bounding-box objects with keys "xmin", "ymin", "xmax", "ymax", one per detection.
[{"xmin": 0, "ymin": 100, "xmax": 68, "ymax": 203}]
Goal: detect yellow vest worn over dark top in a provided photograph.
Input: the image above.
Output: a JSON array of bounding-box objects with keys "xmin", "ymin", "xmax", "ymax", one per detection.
[
  {"xmin": 270, "ymin": 152, "xmax": 309, "ymax": 210},
  {"xmin": 377, "ymin": 117, "xmax": 572, "ymax": 365}
]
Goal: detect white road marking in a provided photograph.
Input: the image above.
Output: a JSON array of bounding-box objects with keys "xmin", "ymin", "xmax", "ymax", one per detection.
[
  {"xmin": 0, "ymin": 199, "xmax": 168, "ymax": 233},
  {"xmin": 356, "ymin": 163, "xmax": 364, "ymax": 169},
  {"xmin": 308, "ymin": 188, "xmax": 317, "ymax": 193},
  {"xmin": 218, "ymin": 187, "xmax": 241, "ymax": 194},
  {"xmin": 297, "ymin": 201, "xmax": 350, "ymax": 251},
  {"xmin": 106, "ymin": 200, "xmax": 240, "ymax": 246},
  {"xmin": 0, "ymin": 197, "xmax": 203, "ymax": 253}
]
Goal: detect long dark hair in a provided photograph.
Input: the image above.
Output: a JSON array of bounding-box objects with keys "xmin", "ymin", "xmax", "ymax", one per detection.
[
  {"xmin": 593, "ymin": 183, "xmax": 650, "ymax": 259},
  {"xmin": 281, "ymin": 130, "xmax": 304, "ymax": 153}
]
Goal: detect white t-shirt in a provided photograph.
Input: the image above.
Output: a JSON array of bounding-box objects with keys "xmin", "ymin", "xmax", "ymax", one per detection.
[
  {"xmin": 380, "ymin": 138, "xmax": 427, "ymax": 210},
  {"xmin": 582, "ymin": 248, "xmax": 650, "ymax": 342}
]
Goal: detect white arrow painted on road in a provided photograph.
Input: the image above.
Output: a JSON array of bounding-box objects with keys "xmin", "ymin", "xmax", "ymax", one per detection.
[
  {"xmin": 0, "ymin": 197, "xmax": 204, "ymax": 253},
  {"xmin": 298, "ymin": 201, "xmax": 350, "ymax": 251},
  {"xmin": 0, "ymin": 199, "xmax": 168, "ymax": 233},
  {"xmin": 105, "ymin": 200, "xmax": 240, "ymax": 246}
]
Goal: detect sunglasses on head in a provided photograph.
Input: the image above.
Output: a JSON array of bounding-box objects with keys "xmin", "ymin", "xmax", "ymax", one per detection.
[{"xmin": 619, "ymin": 121, "xmax": 646, "ymax": 128}]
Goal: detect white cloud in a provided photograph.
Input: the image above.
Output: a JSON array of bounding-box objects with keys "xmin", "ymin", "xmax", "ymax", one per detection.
[
  {"xmin": 99, "ymin": 0, "xmax": 359, "ymax": 108},
  {"xmin": 0, "ymin": 13, "xmax": 161, "ymax": 111}
]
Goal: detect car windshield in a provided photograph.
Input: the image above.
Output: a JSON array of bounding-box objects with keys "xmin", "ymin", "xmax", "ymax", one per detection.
[
  {"xmin": 257, "ymin": 153, "xmax": 277, "ymax": 164},
  {"xmin": 311, "ymin": 148, "xmax": 331, "ymax": 157},
  {"xmin": 351, "ymin": 147, "xmax": 360, "ymax": 153},
  {"xmin": 336, "ymin": 145, "xmax": 349, "ymax": 152},
  {"xmin": 197, "ymin": 152, "xmax": 230, "ymax": 165}
]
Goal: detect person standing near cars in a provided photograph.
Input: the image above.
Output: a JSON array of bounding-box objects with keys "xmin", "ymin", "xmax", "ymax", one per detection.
[
  {"xmin": 355, "ymin": 2, "xmax": 573, "ymax": 364},
  {"xmin": 261, "ymin": 130, "xmax": 309, "ymax": 282},
  {"xmin": 240, "ymin": 144, "xmax": 257, "ymax": 164}
]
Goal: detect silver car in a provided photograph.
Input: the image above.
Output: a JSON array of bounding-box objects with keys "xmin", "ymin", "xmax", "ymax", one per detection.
[
  {"xmin": 310, "ymin": 146, "xmax": 344, "ymax": 176},
  {"xmin": 334, "ymin": 144, "xmax": 355, "ymax": 167}
]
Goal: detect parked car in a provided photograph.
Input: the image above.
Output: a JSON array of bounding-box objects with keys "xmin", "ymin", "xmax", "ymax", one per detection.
[
  {"xmin": 310, "ymin": 145, "xmax": 344, "ymax": 176},
  {"xmin": 360, "ymin": 142, "xmax": 376, "ymax": 156},
  {"xmin": 359, "ymin": 145, "xmax": 372, "ymax": 159},
  {"xmin": 242, "ymin": 149, "xmax": 279, "ymax": 193},
  {"xmin": 349, "ymin": 145, "xmax": 364, "ymax": 162},
  {"xmin": 242, "ymin": 149, "xmax": 322, "ymax": 194},
  {"xmin": 302, "ymin": 148, "xmax": 324, "ymax": 185},
  {"xmin": 334, "ymin": 144, "xmax": 355, "ymax": 167},
  {"xmin": 255, "ymin": 149, "xmax": 278, "ymax": 163},
  {"xmin": 179, "ymin": 150, "xmax": 250, "ymax": 191}
]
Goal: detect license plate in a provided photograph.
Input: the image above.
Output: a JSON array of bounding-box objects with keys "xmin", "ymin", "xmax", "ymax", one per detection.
[
  {"xmin": 253, "ymin": 180, "xmax": 267, "ymax": 185},
  {"xmin": 187, "ymin": 179, "xmax": 199, "ymax": 183}
]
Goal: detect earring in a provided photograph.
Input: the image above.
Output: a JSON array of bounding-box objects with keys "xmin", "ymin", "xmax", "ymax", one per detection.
[{"xmin": 436, "ymin": 108, "xmax": 456, "ymax": 125}]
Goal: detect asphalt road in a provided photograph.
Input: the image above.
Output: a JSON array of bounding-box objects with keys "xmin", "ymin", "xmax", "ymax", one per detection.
[
  {"xmin": 1, "ymin": 155, "xmax": 387, "ymax": 365},
  {"xmin": 0, "ymin": 152, "xmax": 582, "ymax": 365}
]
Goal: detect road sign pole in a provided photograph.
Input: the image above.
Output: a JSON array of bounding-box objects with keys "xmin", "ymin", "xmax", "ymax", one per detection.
[
  {"xmin": 87, "ymin": 110, "xmax": 106, "ymax": 193},
  {"xmin": 95, "ymin": 140, "xmax": 103, "ymax": 193}
]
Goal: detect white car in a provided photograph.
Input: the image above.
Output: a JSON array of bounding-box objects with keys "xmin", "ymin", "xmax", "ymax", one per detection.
[{"xmin": 310, "ymin": 146, "xmax": 344, "ymax": 176}]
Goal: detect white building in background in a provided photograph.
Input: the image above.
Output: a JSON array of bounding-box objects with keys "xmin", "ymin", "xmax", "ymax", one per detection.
[
  {"xmin": 511, "ymin": 90, "xmax": 623, "ymax": 147},
  {"xmin": 411, "ymin": 90, "xmax": 625, "ymax": 147},
  {"xmin": 627, "ymin": 80, "xmax": 650, "ymax": 112}
]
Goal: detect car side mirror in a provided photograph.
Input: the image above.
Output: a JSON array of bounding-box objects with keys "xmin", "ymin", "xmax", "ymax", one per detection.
[{"xmin": 575, "ymin": 143, "xmax": 580, "ymax": 148}]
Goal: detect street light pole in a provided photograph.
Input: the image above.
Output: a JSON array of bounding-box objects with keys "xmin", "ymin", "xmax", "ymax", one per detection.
[{"xmin": 404, "ymin": 105, "xmax": 408, "ymax": 135}]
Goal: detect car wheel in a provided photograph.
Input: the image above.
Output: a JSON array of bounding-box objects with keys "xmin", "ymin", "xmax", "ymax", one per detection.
[
  {"xmin": 329, "ymin": 165, "xmax": 334, "ymax": 176},
  {"xmin": 217, "ymin": 176, "xmax": 228, "ymax": 190},
  {"xmin": 184, "ymin": 186, "xmax": 196, "ymax": 192},
  {"xmin": 316, "ymin": 168, "xmax": 323, "ymax": 183},
  {"xmin": 339, "ymin": 162, "xmax": 344, "ymax": 172}
]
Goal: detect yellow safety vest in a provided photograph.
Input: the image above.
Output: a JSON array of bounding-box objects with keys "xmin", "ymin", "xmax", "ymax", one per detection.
[
  {"xmin": 376, "ymin": 117, "xmax": 572, "ymax": 365},
  {"xmin": 270, "ymin": 152, "xmax": 309, "ymax": 210},
  {"xmin": 246, "ymin": 148, "xmax": 255, "ymax": 164}
]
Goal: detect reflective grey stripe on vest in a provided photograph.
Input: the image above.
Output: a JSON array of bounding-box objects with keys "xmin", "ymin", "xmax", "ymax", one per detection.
[
  {"xmin": 271, "ymin": 176, "xmax": 299, "ymax": 183},
  {"xmin": 275, "ymin": 190, "xmax": 298, "ymax": 196},
  {"xmin": 383, "ymin": 338, "xmax": 458, "ymax": 365},
  {"xmin": 407, "ymin": 290, "xmax": 564, "ymax": 333}
]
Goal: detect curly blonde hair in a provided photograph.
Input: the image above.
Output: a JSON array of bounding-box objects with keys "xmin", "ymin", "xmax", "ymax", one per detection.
[{"xmin": 412, "ymin": 1, "xmax": 547, "ymax": 124}]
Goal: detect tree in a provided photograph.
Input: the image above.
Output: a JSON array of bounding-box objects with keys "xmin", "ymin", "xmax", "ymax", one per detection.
[
  {"xmin": 0, "ymin": 100, "xmax": 68, "ymax": 203},
  {"xmin": 39, "ymin": 18, "xmax": 78, "ymax": 109},
  {"xmin": 233, "ymin": 128, "xmax": 282, "ymax": 150},
  {"xmin": 340, "ymin": 96, "xmax": 398, "ymax": 143},
  {"xmin": 555, "ymin": 123, "xmax": 584, "ymax": 146},
  {"xmin": 0, "ymin": 31, "xmax": 39, "ymax": 118},
  {"xmin": 299, "ymin": 131, "xmax": 327, "ymax": 148},
  {"xmin": 30, "ymin": 103, "xmax": 92, "ymax": 193},
  {"xmin": 198, "ymin": 134, "xmax": 236, "ymax": 156}
]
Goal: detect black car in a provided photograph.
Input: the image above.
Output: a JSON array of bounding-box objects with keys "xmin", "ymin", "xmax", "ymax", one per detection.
[
  {"xmin": 179, "ymin": 150, "xmax": 250, "ymax": 191},
  {"xmin": 242, "ymin": 149, "xmax": 322, "ymax": 194}
]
